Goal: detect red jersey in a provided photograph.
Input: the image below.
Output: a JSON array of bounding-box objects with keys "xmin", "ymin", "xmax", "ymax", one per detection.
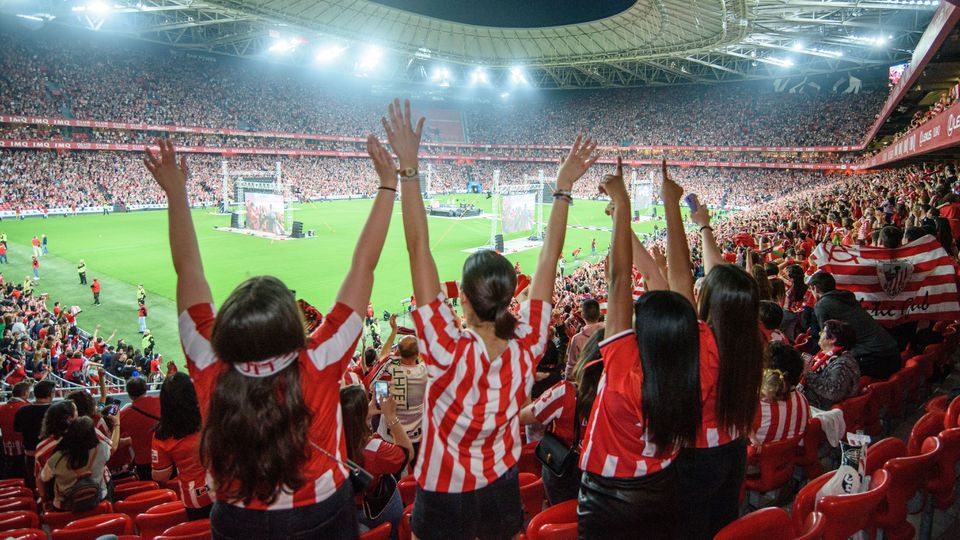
[
  {"xmin": 361, "ymin": 435, "xmax": 407, "ymax": 497},
  {"xmin": 579, "ymin": 330, "xmax": 674, "ymax": 477},
  {"xmin": 120, "ymin": 396, "xmax": 160, "ymax": 466},
  {"xmin": 411, "ymin": 294, "xmax": 549, "ymax": 493},
  {"xmin": 531, "ymin": 380, "xmax": 582, "ymax": 448},
  {"xmin": 91, "ymin": 281, "xmax": 101, "ymax": 293},
  {"xmin": 0, "ymin": 398, "xmax": 29, "ymax": 457},
  {"xmin": 695, "ymin": 323, "xmax": 735, "ymax": 448},
  {"xmin": 31, "ymin": 238, "xmax": 39, "ymax": 247},
  {"xmin": 180, "ymin": 301, "xmax": 362, "ymax": 510},
  {"xmin": 152, "ymin": 432, "xmax": 214, "ymax": 509},
  {"xmin": 751, "ymin": 390, "xmax": 809, "ymax": 446}
]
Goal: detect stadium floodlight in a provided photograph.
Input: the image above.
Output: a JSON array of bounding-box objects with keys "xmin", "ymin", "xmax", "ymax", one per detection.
[
  {"xmin": 356, "ymin": 45, "xmax": 383, "ymax": 73},
  {"xmin": 268, "ymin": 39, "xmax": 297, "ymax": 54},
  {"xmin": 470, "ymin": 67, "xmax": 489, "ymax": 85},
  {"xmin": 791, "ymin": 41, "xmax": 804, "ymax": 52},
  {"xmin": 500, "ymin": 91, "xmax": 510, "ymax": 100},
  {"xmin": 509, "ymin": 66, "xmax": 528, "ymax": 85},
  {"xmin": 431, "ymin": 66, "xmax": 452, "ymax": 86},
  {"xmin": 86, "ymin": 1, "xmax": 112, "ymax": 16},
  {"xmin": 315, "ymin": 44, "xmax": 347, "ymax": 63}
]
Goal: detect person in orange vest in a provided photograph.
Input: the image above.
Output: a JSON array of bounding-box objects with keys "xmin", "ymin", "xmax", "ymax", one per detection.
[{"xmin": 91, "ymin": 278, "xmax": 101, "ymax": 305}]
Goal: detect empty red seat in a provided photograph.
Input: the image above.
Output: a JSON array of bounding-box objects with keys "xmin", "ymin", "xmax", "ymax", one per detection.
[
  {"xmin": 715, "ymin": 507, "xmax": 825, "ymax": 540},
  {"xmin": 42, "ymin": 500, "xmax": 113, "ymax": 531},
  {"xmin": 928, "ymin": 428, "xmax": 960, "ymax": 510},
  {"xmin": 946, "ymin": 395, "xmax": 960, "ymax": 429},
  {"xmin": 0, "ymin": 480, "xmax": 26, "ymax": 489},
  {"xmin": 1, "ymin": 528, "xmax": 47, "ymax": 540},
  {"xmin": 526, "ymin": 499, "xmax": 577, "ymax": 540},
  {"xmin": 113, "ymin": 480, "xmax": 161, "ymax": 501},
  {"xmin": 907, "ymin": 411, "xmax": 945, "ymax": 455},
  {"xmin": 520, "ymin": 473, "xmax": 545, "ymax": 519},
  {"xmin": 0, "ymin": 487, "xmax": 33, "ymax": 501},
  {"xmin": 923, "ymin": 395, "xmax": 948, "ymax": 415},
  {"xmin": 51, "ymin": 513, "xmax": 134, "ymax": 540},
  {"xmin": 135, "ymin": 500, "xmax": 188, "ymax": 540},
  {"xmin": 397, "ymin": 475, "xmax": 417, "ymax": 507},
  {"xmin": 156, "ymin": 518, "xmax": 212, "ymax": 540},
  {"xmin": 863, "ymin": 379, "xmax": 895, "ymax": 436},
  {"xmin": 831, "ymin": 390, "xmax": 872, "ymax": 434},
  {"xmin": 537, "ymin": 522, "xmax": 577, "ymax": 540},
  {"xmin": 792, "ymin": 468, "xmax": 889, "ymax": 540},
  {"xmin": 796, "ymin": 417, "xmax": 826, "ymax": 479},
  {"xmin": 115, "ymin": 488, "xmax": 179, "ymax": 520},
  {"xmin": 0, "ymin": 510, "xmax": 39, "ymax": 532},
  {"xmin": 744, "ymin": 433, "xmax": 802, "ymax": 496},
  {"xmin": 866, "ymin": 436, "xmax": 941, "ymax": 540},
  {"xmin": 0, "ymin": 498, "xmax": 36, "ymax": 514},
  {"xmin": 361, "ymin": 522, "xmax": 392, "ymax": 540}
]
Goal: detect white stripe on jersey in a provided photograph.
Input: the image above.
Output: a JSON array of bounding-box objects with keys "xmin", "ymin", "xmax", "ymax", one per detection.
[{"xmin": 178, "ymin": 309, "xmax": 217, "ymax": 370}]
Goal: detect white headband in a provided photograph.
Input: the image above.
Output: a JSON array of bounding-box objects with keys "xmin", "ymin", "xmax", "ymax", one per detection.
[{"xmin": 233, "ymin": 351, "xmax": 298, "ymax": 378}]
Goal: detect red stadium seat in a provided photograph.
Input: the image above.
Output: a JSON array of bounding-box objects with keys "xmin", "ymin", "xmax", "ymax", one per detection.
[
  {"xmin": 744, "ymin": 433, "xmax": 802, "ymax": 496},
  {"xmin": 397, "ymin": 475, "xmax": 417, "ymax": 507},
  {"xmin": 135, "ymin": 501, "xmax": 188, "ymax": 540},
  {"xmin": 0, "ymin": 480, "xmax": 26, "ymax": 489},
  {"xmin": 1, "ymin": 528, "xmax": 48, "ymax": 540},
  {"xmin": 907, "ymin": 411, "xmax": 945, "ymax": 455},
  {"xmin": 361, "ymin": 522, "xmax": 392, "ymax": 540},
  {"xmin": 398, "ymin": 503, "xmax": 413, "ymax": 540},
  {"xmin": 519, "ymin": 474, "xmax": 546, "ymax": 519},
  {"xmin": 0, "ymin": 487, "xmax": 34, "ymax": 501},
  {"xmin": 156, "ymin": 518, "xmax": 212, "ymax": 540},
  {"xmin": 537, "ymin": 522, "xmax": 577, "ymax": 540},
  {"xmin": 946, "ymin": 395, "xmax": 960, "ymax": 429},
  {"xmin": 42, "ymin": 500, "xmax": 113, "ymax": 531},
  {"xmin": 51, "ymin": 513, "xmax": 134, "ymax": 540},
  {"xmin": 0, "ymin": 510, "xmax": 40, "ymax": 532},
  {"xmin": 518, "ymin": 441, "xmax": 541, "ymax": 477},
  {"xmin": 863, "ymin": 379, "xmax": 895, "ymax": 436},
  {"xmin": 928, "ymin": 428, "xmax": 960, "ymax": 510},
  {"xmin": 113, "ymin": 479, "xmax": 161, "ymax": 501},
  {"xmin": 796, "ymin": 417, "xmax": 826, "ymax": 479},
  {"xmin": 866, "ymin": 436, "xmax": 941, "ymax": 540},
  {"xmin": 831, "ymin": 389, "xmax": 871, "ymax": 434},
  {"xmin": 526, "ymin": 499, "xmax": 577, "ymax": 540},
  {"xmin": 792, "ymin": 469, "xmax": 889, "ymax": 540},
  {"xmin": 114, "ymin": 488, "xmax": 179, "ymax": 520},
  {"xmin": 0, "ymin": 498, "xmax": 36, "ymax": 514},
  {"xmin": 715, "ymin": 507, "xmax": 825, "ymax": 540}
]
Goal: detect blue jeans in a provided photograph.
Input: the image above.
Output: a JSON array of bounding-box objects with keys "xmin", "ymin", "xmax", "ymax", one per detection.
[
  {"xmin": 33, "ymin": 268, "xmax": 38, "ymax": 279},
  {"xmin": 357, "ymin": 487, "xmax": 402, "ymax": 540},
  {"xmin": 139, "ymin": 317, "xmax": 147, "ymax": 333},
  {"xmin": 210, "ymin": 482, "xmax": 358, "ymax": 540},
  {"xmin": 0, "ymin": 254, "xmax": 7, "ymax": 263}
]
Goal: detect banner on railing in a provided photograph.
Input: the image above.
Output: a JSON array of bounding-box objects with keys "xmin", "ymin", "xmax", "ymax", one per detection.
[{"xmin": 861, "ymin": 99, "xmax": 960, "ymax": 169}]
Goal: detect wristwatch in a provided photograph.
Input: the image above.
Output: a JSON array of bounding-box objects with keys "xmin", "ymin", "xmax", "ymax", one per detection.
[{"xmin": 398, "ymin": 167, "xmax": 419, "ymax": 178}]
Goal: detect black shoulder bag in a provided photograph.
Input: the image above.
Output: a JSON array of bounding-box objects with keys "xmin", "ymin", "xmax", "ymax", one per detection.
[{"xmin": 535, "ymin": 398, "xmax": 580, "ymax": 477}]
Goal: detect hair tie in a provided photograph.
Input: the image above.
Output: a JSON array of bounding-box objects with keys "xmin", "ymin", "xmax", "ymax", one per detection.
[{"xmin": 234, "ymin": 351, "xmax": 298, "ymax": 378}]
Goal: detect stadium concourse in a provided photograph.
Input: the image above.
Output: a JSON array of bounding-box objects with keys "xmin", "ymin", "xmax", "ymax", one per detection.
[{"xmin": 1, "ymin": 1, "xmax": 960, "ymax": 540}]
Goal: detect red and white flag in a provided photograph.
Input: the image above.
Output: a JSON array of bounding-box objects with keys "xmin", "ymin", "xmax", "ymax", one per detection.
[{"xmin": 812, "ymin": 235, "xmax": 960, "ymax": 325}]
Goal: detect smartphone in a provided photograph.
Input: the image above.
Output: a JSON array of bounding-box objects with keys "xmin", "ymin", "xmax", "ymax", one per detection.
[
  {"xmin": 684, "ymin": 193, "xmax": 700, "ymax": 213},
  {"xmin": 373, "ymin": 380, "xmax": 389, "ymax": 405},
  {"xmin": 103, "ymin": 404, "xmax": 119, "ymax": 416}
]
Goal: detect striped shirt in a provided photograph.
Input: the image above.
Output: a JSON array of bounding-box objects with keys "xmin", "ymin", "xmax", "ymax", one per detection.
[
  {"xmin": 152, "ymin": 432, "xmax": 214, "ymax": 509},
  {"xmin": 751, "ymin": 390, "xmax": 810, "ymax": 446},
  {"xmin": 531, "ymin": 380, "xmax": 581, "ymax": 448},
  {"xmin": 579, "ymin": 330, "xmax": 675, "ymax": 478},
  {"xmin": 695, "ymin": 322, "xmax": 738, "ymax": 448},
  {"xmin": 179, "ymin": 301, "xmax": 362, "ymax": 510},
  {"xmin": 411, "ymin": 294, "xmax": 550, "ymax": 493}
]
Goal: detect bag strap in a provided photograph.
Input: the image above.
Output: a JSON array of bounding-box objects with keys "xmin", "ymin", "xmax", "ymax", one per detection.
[
  {"xmin": 310, "ymin": 441, "xmax": 372, "ymax": 479},
  {"xmin": 572, "ymin": 395, "xmax": 581, "ymax": 450},
  {"xmin": 130, "ymin": 405, "xmax": 160, "ymax": 422}
]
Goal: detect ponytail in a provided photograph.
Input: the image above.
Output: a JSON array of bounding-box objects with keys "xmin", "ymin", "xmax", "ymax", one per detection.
[
  {"xmin": 494, "ymin": 304, "xmax": 517, "ymax": 339},
  {"xmin": 760, "ymin": 368, "xmax": 790, "ymax": 402}
]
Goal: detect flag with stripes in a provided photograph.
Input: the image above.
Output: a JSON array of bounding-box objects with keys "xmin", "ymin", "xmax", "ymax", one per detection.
[{"xmin": 812, "ymin": 235, "xmax": 960, "ymax": 325}]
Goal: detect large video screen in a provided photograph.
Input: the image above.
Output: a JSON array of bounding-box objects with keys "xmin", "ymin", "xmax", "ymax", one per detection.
[
  {"xmin": 244, "ymin": 192, "xmax": 285, "ymax": 236},
  {"xmin": 502, "ymin": 193, "xmax": 535, "ymax": 234}
]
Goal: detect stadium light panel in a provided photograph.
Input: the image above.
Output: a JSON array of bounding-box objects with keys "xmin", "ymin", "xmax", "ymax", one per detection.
[
  {"xmin": 509, "ymin": 66, "xmax": 528, "ymax": 85},
  {"xmin": 791, "ymin": 41, "xmax": 803, "ymax": 52},
  {"xmin": 470, "ymin": 67, "xmax": 489, "ymax": 85},
  {"xmin": 315, "ymin": 45, "xmax": 347, "ymax": 63},
  {"xmin": 86, "ymin": 1, "xmax": 113, "ymax": 16},
  {"xmin": 356, "ymin": 46, "xmax": 383, "ymax": 73}
]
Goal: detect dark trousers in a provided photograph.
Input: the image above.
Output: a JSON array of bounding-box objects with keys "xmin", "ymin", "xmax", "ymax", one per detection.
[
  {"xmin": 577, "ymin": 466, "xmax": 680, "ymax": 540},
  {"xmin": 674, "ymin": 438, "xmax": 747, "ymax": 540},
  {"xmin": 2, "ymin": 454, "xmax": 24, "ymax": 480},
  {"xmin": 79, "ymin": 273, "xmax": 86, "ymax": 284},
  {"xmin": 858, "ymin": 351, "xmax": 901, "ymax": 380},
  {"xmin": 210, "ymin": 481, "xmax": 357, "ymax": 540},
  {"xmin": 22, "ymin": 456, "xmax": 35, "ymax": 489},
  {"xmin": 186, "ymin": 504, "xmax": 213, "ymax": 521},
  {"xmin": 93, "ymin": 292, "xmax": 100, "ymax": 304},
  {"xmin": 412, "ymin": 466, "xmax": 523, "ymax": 540}
]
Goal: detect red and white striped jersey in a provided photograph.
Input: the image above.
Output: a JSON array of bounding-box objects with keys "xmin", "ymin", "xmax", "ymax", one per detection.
[
  {"xmin": 411, "ymin": 294, "xmax": 550, "ymax": 493},
  {"xmin": 152, "ymin": 432, "xmax": 214, "ymax": 509},
  {"xmin": 579, "ymin": 330, "xmax": 675, "ymax": 478},
  {"xmin": 751, "ymin": 390, "xmax": 810, "ymax": 446},
  {"xmin": 695, "ymin": 322, "xmax": 739, "ymax": 448},
  {"xmin": 179, "ymin": 301, "xmax": 362, "ymax": 510},
  {"xmin": 531, "ymin": 380, "xmax": 581, "ymax": 448}
]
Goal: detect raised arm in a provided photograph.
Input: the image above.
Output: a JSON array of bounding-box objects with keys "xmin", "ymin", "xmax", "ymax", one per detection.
[
  {"xmin": 599, "ymin": 157, "xmax": 632, "ymax": 335},
  {"xmin": 383, "ymin": 99, "xmax": 440, "ymax": 304},
  {"xmin": 632, "ymin": 233, "xmax": 668, "ymax": 291},
  {"xmin": 529, "ymin": 135, "xmax": 598, "ymax": 303},
  {"xmin": 335, "ymin": 134, "xmax": 398, "ymax": 316},
  {"xmin": 379, "ymin": 314, "xmax": 398, "ymax": 360},
  {"xmin": 143, "ymin": 140, "xmax": 212, "ymax": 312},
  {"xmin": 660, "ymin": 161, "xmax": 696, "ymax": 307},
  {"xmin": 690, "ymin": 202, "xmax": 722, "ymax": 274}
]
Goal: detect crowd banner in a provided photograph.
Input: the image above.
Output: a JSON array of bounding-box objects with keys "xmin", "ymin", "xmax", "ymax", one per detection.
[
  {"xmin": 0, "ymin": 115, "xmax": 857, "ymax": 153},
  {"xmin": 861, "ymin": 99, "xmax": 960, "ymax": 169},
  {"xmin": 812, "ymin": 235, "xmax": 960, "ymax": 326}
]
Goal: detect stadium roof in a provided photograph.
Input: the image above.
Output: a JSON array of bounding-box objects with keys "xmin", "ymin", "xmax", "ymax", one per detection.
[{"xmin": 8, "ymin": 0, "xmax": 944, "ymax": 89}]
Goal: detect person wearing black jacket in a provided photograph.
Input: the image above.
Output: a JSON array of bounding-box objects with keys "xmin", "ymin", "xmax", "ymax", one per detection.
[{"xmin": 808, "ymin": 272, "xmax": 900, "ymax": 379}]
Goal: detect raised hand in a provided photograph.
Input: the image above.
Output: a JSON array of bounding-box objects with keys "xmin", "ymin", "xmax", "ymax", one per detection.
[
  {"xmin": 366, "ymin": 134, "xmax": 397, "ymax": 189},
  {"xmin": 382, "ymin": 98, "xmax": 425, "ymax": 170},
  {"xmin": 690, "ymin": 198, "xmax": 712, "ymax": 228},
  {"xmin": 143, "ymin": 139, "xmax": 189, "ymax": 195},
  {"xmin": 660, "ymin": 159, "xmax": 683, "ymax": 203},
  {"xmin": 557, "ymin": 134, "xmax": 599, "ymax": 191},
  {"xmin": 599, "ymin": 155, "xmax": 628, "ymax": 202},
  {"xmin": 389, "ymin": 313, "xmax": 398, "ymax": 332}
]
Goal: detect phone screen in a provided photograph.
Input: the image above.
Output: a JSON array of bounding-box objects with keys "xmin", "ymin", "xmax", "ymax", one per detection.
[
  {"xmin": 374, "ymin": 381, "xmax": 389, "ymax": 404},
  {"xmin": 684, "ymin": 193, "xmax": 700, "ymax": 213}
]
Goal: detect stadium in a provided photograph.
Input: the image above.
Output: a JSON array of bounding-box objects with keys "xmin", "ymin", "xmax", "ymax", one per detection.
[{"xmin": 0, "ymin": 0, "xmax": 959, "ymax": 538}]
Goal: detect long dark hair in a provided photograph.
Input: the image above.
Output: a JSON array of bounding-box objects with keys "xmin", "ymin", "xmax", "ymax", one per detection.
[
  {"xmin": 340, "ymin": 386, "xmax": 371, "ymax": 468},
  {"xmin": 56, "ymin": 416, "xmax": 98, "ymax": 469},
  {"xmin": 698, "ymin": 265, "xmax": 764, "ymax": 437},
  {"xmin": 461, "ymin": 250, "xmax": 517, "ymax": 339},
  {"xmin": 636, "ymin": 291, "xmax": 702, "ymax": 450},
  {"xmin": 786, "ymin": 264, "xmax": 807, "ymax": 304},
  {"xmin": 571, "ymin": 329, "xmax": 605, "ymax": 419},
  {"xmin": 155, "ymin": 372, "xmax": 202, "ymax": 440},
  {"xmin": 40, "ymin": 400, "xmax": 77, "ymax": 440},
  {"xmin": 202, "ymin": 276, "xmax": 311, "ymax": 506},
  {"xmin": 751, "ymin": 265, "xmax": 772, "ymax": 301}
]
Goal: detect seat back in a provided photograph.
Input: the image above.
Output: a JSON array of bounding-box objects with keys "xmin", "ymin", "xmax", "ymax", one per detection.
[
  {"xmin": 42, "ymin": 500, "xmax": 113, "ymax": 530},
  {"xmin": 397, "ymin": 475, "xmax": 417, "ymax": 508},
  {"xmin": 520, "ymin": 476, "xmax": 546, "ymax": 518},
  {"xmin": 0, "ymin": 510, "xmax": 40, "ymax": 532},
  {"xmin": 874, "ymin": 437, "xmax": 941, "ymax": 530},
  {"xmin": 115, "ymin": 489, "xmax": 179, "ymax": 520},
  {"xmin": 908, "ymin": 411, "xmax": 946, "ymax": 455},
  {"xmin": 815, "ymin": 469, "xmax": 890, "ymax": 540},
  {"xmin": 864, "ymin": 437, "xmax": 906, "ymax": 475},
  {"xmin": 714, "ymin": 507, "xmax": 795, "ymax": 540},
  {"xmin": 135, "ymin": 502, "xmax": 188, "ymax": 540},
  {"xmin": 930, "ymin": 428, "xmax": 960, "ymax": 509},
  {"xmin": 0, "ymin": 498, "xmax": 36, "ymax": 514},
  {"xmin": 51, "ymin": 513, "xmax": 134, "ymax": 540},
  {"xmin": 863, "ymin": 380, "xmax": 894, "ymax": 436},
  {"xmin": 794, "ymin": 511, "xmax": 826, "ymax": 540},
  {"xmin": 113, "ymin": 480, "xmax": 161, "ymax": 501},
  {"xmin": 0, "ymin": 480, "xmax": 26, "ymax": 489},
  {"xmin": 746, "ymin": 434, "xmax": 803, "ymax": 493},
  {"xmin": 0, "ymin": 487, "xmax": 34, "ymax": 501},
  {"xmin": 538, "ymin": 522, "xmax": 578, "ymax": 540},
  {"xmin": 156, "ymin": 518, "xmax": 212, "ymax": 540},
  {"xmin": 797, "ymin": 417, "xmax": 826, "ymax": 479},
  {"xmin": 946, "ymin": 396, "xmax": 960, "ymax": 429},
  {"xmin": 832, "ymin": 390, "xmax": 872, "ymax": 434},
  {"xmin": 360, "ymin": 522, "xmax": 392, "ymax": 540},
  {"xmin": 526, "ymin": 499, "xmax": 577, "ymax": 540},
  {"xmin": 1, "ymin": 528, "xmax": 48, "ymax": 540}
]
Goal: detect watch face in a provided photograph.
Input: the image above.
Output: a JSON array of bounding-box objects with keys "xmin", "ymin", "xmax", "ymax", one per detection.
[{"xmin": 401, "ymin": 168, "xmax": 418, "ymax": 177}]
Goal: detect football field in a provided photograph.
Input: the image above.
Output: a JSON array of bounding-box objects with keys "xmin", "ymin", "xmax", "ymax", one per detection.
[{"xmin": 0, "ymin": 194, "xmax": 671, "ymax": 365}]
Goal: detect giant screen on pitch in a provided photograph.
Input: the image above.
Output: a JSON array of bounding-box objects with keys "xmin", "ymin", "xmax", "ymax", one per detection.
[
  {"xmin": 501, "ymin": 193, "xmax": 536, "ymax": 234},
  {"xmin": 244, "ymin": 192, "xmax": 286, "ymax": 236}
]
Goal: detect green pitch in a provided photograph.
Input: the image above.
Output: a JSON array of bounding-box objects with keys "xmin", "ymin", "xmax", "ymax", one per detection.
[{"xmin": 0, "ymin": 194, "xmax": 673, "ymax": 366}]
